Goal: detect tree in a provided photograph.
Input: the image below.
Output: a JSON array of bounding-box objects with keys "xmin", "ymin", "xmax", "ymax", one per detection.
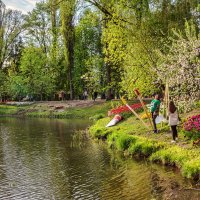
[
  {"xmin": 60, "ymin": 0, "xmax": 77, "ymax": 99},
  {"xmin": 19, "ymin": 47, "xmax": 55, "ymax": 100},
  {"xmin": 86, "ymin": 0, "xmax": 199, "ymax": 99},
  {"xmin": 24, "ymin": 2, "xmax": 51, "ymax": 54},
  {"xmin": 0, "ymin": 0, "xmax": 199, "ymax": 105},
  {"xmin": 158, "ymin": 22, "xmax": 200, "ymax": 112},
  {"xmin": 8, "ymin": 75, "xmax": 27, "ymax": 101},
  {"xmin": 49, "ymin": 0, "xmax": 59, "ymax": 61},
  {"xmin": 0, "ymin": 0, "xmax": 6, "ymax": 67},
  {"xmin": 74, "ymin": 9, "xmax": 103, "ymax": 98},
  {"xmin": 0, "ymin": 68, "xmax": 7, "ymax": 101},
  {"xmin": 0, "ymin": 9, "xmax": 25, "ymax": 68}
]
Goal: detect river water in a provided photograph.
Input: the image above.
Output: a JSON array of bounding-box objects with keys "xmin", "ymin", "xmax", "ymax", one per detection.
[{"xmin": 0, "ymin": 118, "xmax": 199, "ymax": 200}]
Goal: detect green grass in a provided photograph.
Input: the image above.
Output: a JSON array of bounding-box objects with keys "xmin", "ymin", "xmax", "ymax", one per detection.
[
  {"xmin": 150, "ymin": 147, "xmax": 200, "ymax": 179},
  {"xmin": 89, "ymin": 115, "xmax": 200, "ymax": 180},
  {"xmin": 0, "ymin": 105, "xmax": 19, "ymax": 115}
]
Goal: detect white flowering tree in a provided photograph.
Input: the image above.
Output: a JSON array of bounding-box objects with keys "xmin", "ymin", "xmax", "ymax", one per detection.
[{"xmin": 158, "ymin": 22, "xmax": 200, "ymax": 112}]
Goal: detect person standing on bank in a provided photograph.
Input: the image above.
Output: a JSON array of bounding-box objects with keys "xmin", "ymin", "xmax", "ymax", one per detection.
[
  {"xmin": 93, "ymin": 91, "xmax": 98, "ymax": 101},
  {"xmin": 83, "ymin": 89, "xmax": 88, "ymax": 100},
  {"xmin": 168, "ymin": 101, "xmax": 179, "ymax": 143},
  {"xmin": 150, "ymin": 94, "xmax": 161, "ymax": 133}
]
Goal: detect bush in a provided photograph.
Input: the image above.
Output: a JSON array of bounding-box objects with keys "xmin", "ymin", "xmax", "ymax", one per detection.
[
  {"xmin": 150, "ymin": 146, "xmax": 191, "ymax": 167},
  {"xmin": 182, "ymin": 157, "xmax": 200, "ymax": 179},
  {"xmin": 128, "ymin": 140, "xmax": 163, "ymax": 157},
  {"xmin": 182, "ymin": 114, "xmax": 200, "ymax": 140},
  {"xmin": 115, "ymin": 134, "xmax": 136, "ymax": 151}
]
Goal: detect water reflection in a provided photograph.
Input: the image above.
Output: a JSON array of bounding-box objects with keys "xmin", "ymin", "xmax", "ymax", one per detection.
[{"xmin": 0, "ymin": 118, "xmax": 199, "ymax": 200}]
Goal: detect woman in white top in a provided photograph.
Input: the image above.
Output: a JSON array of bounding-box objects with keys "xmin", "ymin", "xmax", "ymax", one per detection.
[{"xmin": 168, "ymin": 101, "xmax": 179, "ymax": 143}]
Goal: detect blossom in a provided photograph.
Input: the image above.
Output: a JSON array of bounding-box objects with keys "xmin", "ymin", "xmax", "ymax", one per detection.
[{"xmin": 183, "ymin": 114, "xmax": 200, "ymax": 134}]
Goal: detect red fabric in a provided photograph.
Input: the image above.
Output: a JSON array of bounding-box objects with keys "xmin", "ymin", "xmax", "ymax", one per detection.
[{"xmin": 110, "ymin": 103, "xmax": 144, "ymax": 114}]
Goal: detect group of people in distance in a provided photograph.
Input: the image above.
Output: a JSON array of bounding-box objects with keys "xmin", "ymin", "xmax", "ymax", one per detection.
[
  {"xmin": 150, "ymin": 94, "xmax": 179, "ymax": 143},
  {"xmin": 83, "ymin": 90, "xmax": 98, "ymax": 101}
]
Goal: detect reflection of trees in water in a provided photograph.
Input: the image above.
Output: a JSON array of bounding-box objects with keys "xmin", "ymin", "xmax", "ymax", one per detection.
[
  {"xmin": 0, "ymin": 118, "xmax": 200, "ymax": 199},
  {"xmin": 0, "ymin": 119, "xmax": 73, "ymax": 199}
]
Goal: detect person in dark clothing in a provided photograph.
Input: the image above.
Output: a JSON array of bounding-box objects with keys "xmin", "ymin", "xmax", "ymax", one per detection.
[
  {"xmin": 150, "ymin": 94, "xmax": 161, "ymax": 133},
  {"xmin": 93, "ymin": 92, "xmax": 98, "ymax": 101}
]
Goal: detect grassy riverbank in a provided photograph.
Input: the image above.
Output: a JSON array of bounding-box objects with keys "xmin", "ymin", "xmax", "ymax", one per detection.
[
  {"xmin": 1, "ymin": 100, "xmax": 200, "ymax": 180},
  {"xmin": 89, "ymin": 109, "xmax": 200, "ymax": 180},
  {"xmin": 0, "ymin": 105, "xmax": 19, "ymax": 115},
  {"xmin": 0, "ymin": 100, "xmax": 111, "ymax": 119}
]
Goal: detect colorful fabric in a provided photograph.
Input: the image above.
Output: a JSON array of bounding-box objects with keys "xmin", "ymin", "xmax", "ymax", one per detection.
[{"xmin": 110, "ymin": 103, "xmax": 144, "ymax": 115}]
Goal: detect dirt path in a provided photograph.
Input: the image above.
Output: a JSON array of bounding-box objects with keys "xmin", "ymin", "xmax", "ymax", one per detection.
[
  {"xmin": 37, "ymin": 99, "xmax": 106, "ymax": 108},
  {"xmin": 6, "ymin": 99, "xmax": 106, "ymax": 108}
]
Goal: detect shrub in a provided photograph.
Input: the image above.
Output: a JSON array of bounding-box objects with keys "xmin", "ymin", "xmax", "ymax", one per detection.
[
  {"xmin": 182, "ymin": 157, "xmax": 200, "ymax": 179},
  {"xmin": 158, "ymin": 22, "xmax": 200, "ymax": 112},
  {"xmin": 89, "ymin": 118, "xmax": 111, "ymax": 138},
  {"xmin": 128, "ymin": 139, "xmax": 160, "ymax": 156},
  {"xmin": 182, "ymin": 114, "xmax": 200, "ymax": 140},
  {"xmin": 115, "ymin": 134, "xmax": 136, "ymax": 151},
  {"xmin": 150, "ymin": 147, "xmax": 191, "ymax": 167},
  {"xmin": 107, "ymin": 132, "xmax": 136, "ymax": 151}
]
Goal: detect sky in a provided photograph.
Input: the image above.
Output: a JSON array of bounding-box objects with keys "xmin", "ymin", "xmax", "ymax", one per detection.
[{"xmin": 3, "ymin": 0, "xmax": 41, "ymax": 13}]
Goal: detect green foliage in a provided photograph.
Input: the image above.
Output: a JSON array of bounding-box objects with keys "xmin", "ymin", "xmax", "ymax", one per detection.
[
  {"xmin": 182, "ymin": 157, "xmax": 200, "ymax": 178},
  {"xmin": 195, "ymin": 101, "xmax": 200, "ymax": 108},
  {"xmin": 150, "ymin": 147, "xmax": 190, "ymax": 167},
  {"xmin": 1, "ymin": 0, "xmax": 199, "ymax": 104},
  {"xmin": 0, "ymin": 9, "xmax": 25, "ymax": 68},
  {"xmin": 24, "ymin": 2, "xmax": 50, "ymax": 54},
  {"xmin": 8, "ymin": 75, "xmax": 27, "ymax": 100},
  {"xmin": 150, "ymin": 147, "xmax": 200, "ymax": 178},
  {"xmin": 89, "ymin": 117, "xmax": 111, "ymax": 138},
  {"xmin": 0, "ymin": 70, "xmax": 8, "ymax": 100},
  {"xmin": 89, "ymin": 114, "xmax": 105, "ymax": 121},
  {"xmin": 110, "ymin": 133, "xmax": 136, "ymax": 151},
  {"xmin": 60, "ymin": 0, "xmax": 76, "ymax": 99},
  {"xmin": 128, "ymin": 140, "xmax": 164, "ymax": 157},
  {"xmin": 180, "ymin": 130, "xmax": 200, "ymax": 141},
  {"xmin": 74, "ymin": 9, "xmax": 103, "ymax": 97},
  {"xmin": 19, "ymin": 46, "xmax": 55, "ymax": 100}
]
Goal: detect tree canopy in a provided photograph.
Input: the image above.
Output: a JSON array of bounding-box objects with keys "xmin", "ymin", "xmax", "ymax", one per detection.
[{"xmin": 0, "ymin": 0, "xmax": 199, "ymax": 110}]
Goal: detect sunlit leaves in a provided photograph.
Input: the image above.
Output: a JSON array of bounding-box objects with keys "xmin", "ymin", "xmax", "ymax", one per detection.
[{"xmin": 158, "ymin": 22, "xmax": 200, "ymax": 112}]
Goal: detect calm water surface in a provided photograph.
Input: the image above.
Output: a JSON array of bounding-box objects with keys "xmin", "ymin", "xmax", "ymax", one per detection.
[{"xmin": 0, "ymin": 118, "xmax": 199, "ymax": 200}]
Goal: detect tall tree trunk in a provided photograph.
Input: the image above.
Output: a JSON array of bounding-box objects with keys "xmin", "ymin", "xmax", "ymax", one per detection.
[
  {"xmin": 161, "ymin": 0, "xmax": 169, "ymax": 32},
  {"xmin": 103, "ymin": 17, "xmax": 113, "ymax": 100},
  {"xmin": 60, "ymin": 0, "xmax": 75, "ymax": 100},
  {"xmin": 50, "ymin": 0, "xmax": 58, "ymax": 60},
  {"xmin": 0, "ymin": 1, "xmax": 6, "ymax": 69},
  {"xmin": 106, "ymin": 62, "xmax": 112, "ymax": 100}
]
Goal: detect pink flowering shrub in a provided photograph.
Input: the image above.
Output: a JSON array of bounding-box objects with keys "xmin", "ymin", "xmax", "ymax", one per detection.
[{"xmin": 183, "ymin": 114, "xmax": 200, "ymax": 140}]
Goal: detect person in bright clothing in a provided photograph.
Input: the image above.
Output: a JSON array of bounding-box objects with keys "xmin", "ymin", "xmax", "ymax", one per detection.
[
  {"xmin": 150, "ymin": 94, "xmax": 161, "ymax": 133},
  {"xmin": 168, "ymin": 101, "xmax": 179, "ymax": 143}
]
